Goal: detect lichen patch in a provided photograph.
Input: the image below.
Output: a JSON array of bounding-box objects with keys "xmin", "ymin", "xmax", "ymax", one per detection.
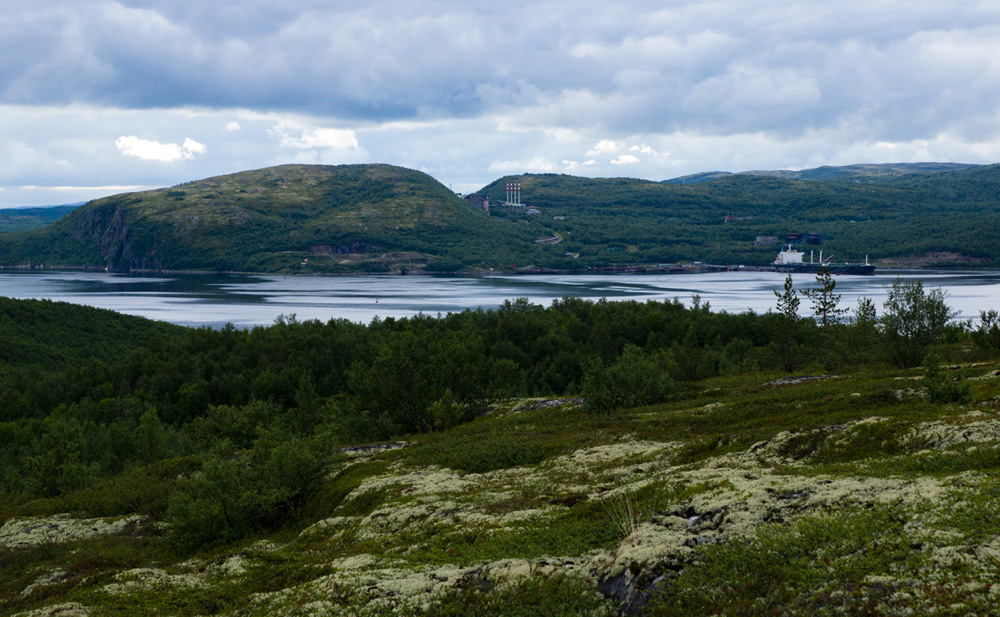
[{"xmin": 0, "ymin": 514, "xmax": 143, "ymax": 548}]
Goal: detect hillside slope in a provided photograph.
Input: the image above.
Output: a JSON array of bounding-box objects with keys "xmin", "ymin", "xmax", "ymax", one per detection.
[
  {"xmin": 0, "ymin": 206, "xmax": 79, "ymax": 233},
  {"xmin": 6, "ymin": 368, "xmax": 1000, "ymax": 616},
  {"xmin": 0, "ymin": 164, "xmax": 530, "ymax": 273},
  {"xmin": 664, "ymin": 162, "xmax": 979, "ymax": 184},
  {"xmin": 3, "ymin": 294, "xmax": 1000, "ymax": 615},
  {"xmin": 3, "ymin": 162, "xmax": 1000, "ymax": 273},
  {"xmin": 480, "ymin": 164, "xmax": 1000, "ymax": 267}
]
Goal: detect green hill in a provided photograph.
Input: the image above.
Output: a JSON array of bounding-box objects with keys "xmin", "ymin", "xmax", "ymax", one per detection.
[
  {"xmin": 0, "ymin": 164, "xmax": 532, "ymax": 274},
  {"xmin": 664, "ymin": 162, "xmax": 978, "ymax": 184},
  {"xmin": 3, "ymin": 162, "xmax": 1000, "ymax": 273},
  {"xmin": 0, "ymin": 205, "xmax": 79, "ymax": 233},
  {"xmin": 480, "ymin": 164, "xmax": 1000, "ymax": 268}
]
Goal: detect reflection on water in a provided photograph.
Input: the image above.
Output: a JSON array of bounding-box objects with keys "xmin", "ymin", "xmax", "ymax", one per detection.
[{"xmin": 1, "ymin": 269, "xmax": 998, "ymax": 328}]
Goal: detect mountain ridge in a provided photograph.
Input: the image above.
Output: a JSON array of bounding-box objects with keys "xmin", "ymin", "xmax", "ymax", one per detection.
[
  {"xmin": 2, "ymin": 161, "xmax": 1000, "ymax": 272},
  {"xmin": 663, "ymin": 162, "xmax": 980, "ymax": 184}
]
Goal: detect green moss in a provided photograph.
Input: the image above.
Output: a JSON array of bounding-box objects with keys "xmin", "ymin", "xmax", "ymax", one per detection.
[
  {"xmin": 414, "ymin": 572, "xmax": 616, "ymax": 616},
  {"xmin": 646, "ymin": 505, "xmax": 922, "ymax": 616}
]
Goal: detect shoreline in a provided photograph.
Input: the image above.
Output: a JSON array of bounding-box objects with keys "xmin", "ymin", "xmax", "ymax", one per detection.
[{"xmin": 0, "ymin": 263, "xmax": 989, "ymax": 278}]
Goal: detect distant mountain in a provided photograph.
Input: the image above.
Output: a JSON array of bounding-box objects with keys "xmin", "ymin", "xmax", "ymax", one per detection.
[
  {"xmin": 0, "ymin": 204, "xmax": 80, "ymax": 233},
  {"xmin": 664, "ymin": 162, "xmax": 980, "ymax": 184},
  {"xmin": 662, "ymin": 171, "xmax": 734, "ymax": 184}
]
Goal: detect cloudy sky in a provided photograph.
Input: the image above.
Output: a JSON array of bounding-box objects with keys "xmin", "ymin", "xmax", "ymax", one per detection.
[{"xmin": 2, "ymin": 0, "xmax": 999, "ymax": 208}]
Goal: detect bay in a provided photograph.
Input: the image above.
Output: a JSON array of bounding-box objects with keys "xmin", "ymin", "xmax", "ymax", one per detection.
[{"xmin": 0, "ymin": 269, "xmax": 998, "ymax": 328}]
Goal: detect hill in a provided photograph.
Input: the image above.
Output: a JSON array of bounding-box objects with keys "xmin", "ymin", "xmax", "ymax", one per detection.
[
  {"xmin": 3, "ymin": 162, "xmax": 1000, "ymax": 273},
  {"xmin": 0, "ymin": 164, "xmax": 532, "ymax": 274},
  {"xmin": 0, "ymin": 205, "xmax": 79, "ymax": 233},
  {"xmin": 4, "ymin": 294, "xmax": 1000, "ymax": 615},
  {"xmin": 664, "ymin": 162, "xmax": 979, "ymax": 184},
  {"xmin": 480, "ymin": 164, "xmax": 1000, "ymax": 268}
]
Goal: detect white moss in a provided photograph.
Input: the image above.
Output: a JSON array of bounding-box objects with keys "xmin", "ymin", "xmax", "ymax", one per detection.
[
  {"xmin": 0, "ymin": 514, "xmax": 143, "ymax": 548},
  {"xmin": 300, "ymin": 515, "xmax": 361, "ymax": 538},
  {"xmin": 101, "ymin": 568, "xmax": 206, "ymax": 594},
  {"xmin": 20, "ymin": 569, "xmax": 70, "ymax": 597},
  {"xmin": 13, "ymin": 603, "xmax": 90, "ymax": 617},
  {"xmin": 907, "ymin": 413, "xmax": 1000, "ymax": 449},
  {"xmin": 206, "ymin": 555, "xmax": 250, "ymax": 577}
]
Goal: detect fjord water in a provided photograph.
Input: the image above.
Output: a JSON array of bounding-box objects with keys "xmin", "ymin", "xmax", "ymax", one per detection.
[{"xmin": 1, "ymin": 269, "xmax": 998, "ymax": 328}]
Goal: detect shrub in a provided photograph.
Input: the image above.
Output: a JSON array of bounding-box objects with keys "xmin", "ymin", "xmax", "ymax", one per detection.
[
  {"xmin": 582, "ymin": 344, "xmax": 674, "ymax": 413},
  {"xmin": 921, "ymin": 353, "xmax": 972, "ymax": 404},
  {"xmin": 165, "ymin": 432, "xmax": 324, "ymax": 550},
  {"xmin": 881, "ymin": 279, "xmax": 955, "ymax": 368},
  {"xmin": 972, "ymin": 309, "xmax": 1000, "ymax": 353},
  {"xmin": 416, "ymin": 572, "xmax": 616, "ymax": 616}
]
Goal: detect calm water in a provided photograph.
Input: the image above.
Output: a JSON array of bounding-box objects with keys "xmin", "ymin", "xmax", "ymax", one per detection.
[{"xmin": 1, "ymin": 269, "xmax": 999, "ymax": 328}]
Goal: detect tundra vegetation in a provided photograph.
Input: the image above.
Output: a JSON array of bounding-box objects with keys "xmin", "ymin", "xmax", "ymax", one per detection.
[{"xmin": 2, "ymin": 275, "xmax": 1000, "ymax": 616}]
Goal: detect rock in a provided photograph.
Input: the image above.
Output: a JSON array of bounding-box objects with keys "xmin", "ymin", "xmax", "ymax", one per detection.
[
  {"xmin": 14, "ymin": 602, "xmax": 89, "ymax": 617},
  {"xmin": 21, "ymin": 569, "xmax": 70, "ymax": 597},
  {"xmin": 598, "ymin": 569, "xmax": 673, "ymax": 615}
]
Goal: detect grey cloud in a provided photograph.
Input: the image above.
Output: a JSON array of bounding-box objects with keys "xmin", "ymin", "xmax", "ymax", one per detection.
[
  {"xmin": 5, "ymin": 0, "xmax": 1000, "ymax": 209},
  {"xmin": 6, "ymin": 0, "xmax": 998, "ymax": 142}
]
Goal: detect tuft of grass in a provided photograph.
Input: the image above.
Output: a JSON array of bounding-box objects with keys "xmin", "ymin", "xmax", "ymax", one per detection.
[{"xmin": 604, "ymin": 489, "xmax": 641, "ymax": 540}]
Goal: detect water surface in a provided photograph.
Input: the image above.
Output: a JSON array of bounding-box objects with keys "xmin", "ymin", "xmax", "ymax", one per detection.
[{"xmin": 1, "ymin": 269, "xmax": 998, "ymax": 328}]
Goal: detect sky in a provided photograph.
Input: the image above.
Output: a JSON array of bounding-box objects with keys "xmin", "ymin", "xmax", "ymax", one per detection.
[{"xmin": 2, "ymin": 1, "xmax": 1000, "ymax": 208}]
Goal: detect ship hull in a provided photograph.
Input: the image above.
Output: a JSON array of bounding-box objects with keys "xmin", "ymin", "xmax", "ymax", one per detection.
[{"xmin": 773, "ymin": 263, "xmax": 876, "ymax": 275}]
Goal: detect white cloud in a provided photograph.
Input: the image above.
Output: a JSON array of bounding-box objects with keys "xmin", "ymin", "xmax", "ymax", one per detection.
[
  {"xmin": 611, "ymin": 154, "xmax": 640, "ymax": 164},
  {"xmin": 225, "ymin": 121, "xmax": 241, "ymax": 131},
  {"xmin": 182, "ymin": 137, "xmax": 206, "ymax": 155},
  {"xmin": 19, "ymin": 184, "xmax": 151, "ymax": 192},
  {"xmin": 274, "ymin": 126, "xmax": 359, "ymax": 149},
  {"xmin": 115, "ymin": 136, "xmax": 206, "ymax": 162},
  {"xmin": 587, "ymin": 139, "xmax": 623, "ymax": 155},
  {"xmin": 488, "ymin": 157, "xmax": 556, "ymax": 173}
]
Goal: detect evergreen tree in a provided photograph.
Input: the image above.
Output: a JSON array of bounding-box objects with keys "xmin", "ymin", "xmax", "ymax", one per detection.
[
  {"xmin": 804, "ymin": 267, "xmax": 846, "ymax": 367},
  {"xmin": 773, "ymin": 275, "xmax": 801, "ymax": 372}
]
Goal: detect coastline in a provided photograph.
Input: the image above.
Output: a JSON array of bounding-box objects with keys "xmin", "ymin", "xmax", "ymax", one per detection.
[{"xmin": 0, "ymin": 262, "xmax": 987, "ymax": 278}]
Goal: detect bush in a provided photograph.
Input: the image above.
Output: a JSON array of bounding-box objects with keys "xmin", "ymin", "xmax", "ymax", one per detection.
[
  {"xmin": 165, "ymin": 432, "xmax": 324, "ymax": 550},
  {"xmin": 415, "ymin": 428, "xmax": 547, "ymax": 473},
  {"xmin": 921, "ymin": 354, "xmax": 972, "ymax": 404},
  {"xmin": 582, "ymin": 344, "xmax": 674, "ymax": 413},
  {"xmin": 416, "ymin": 572, "xmax": 616, "ymax": 616},
  {"xmin": 972, "ymin": 309, "xmax": 1000, "ymax": 353},
  {"xmin": 881, "ymin": 279, "xmax": 955, "ymax": 368}
]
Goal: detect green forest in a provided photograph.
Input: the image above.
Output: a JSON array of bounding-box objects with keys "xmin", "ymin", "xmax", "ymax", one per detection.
[
  {"xmin": 479, "ymin": 163, "xmax": 1000, "ymax": 269},
  {"xmin": 5, "ymin": 271, "xmax": 1000, "ymax": 615}
]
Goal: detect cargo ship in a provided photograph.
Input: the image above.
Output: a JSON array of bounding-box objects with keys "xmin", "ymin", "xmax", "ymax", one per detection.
[{"xmin": 772, "ymin": 245, "xmax": 876, "ymax": 275}]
